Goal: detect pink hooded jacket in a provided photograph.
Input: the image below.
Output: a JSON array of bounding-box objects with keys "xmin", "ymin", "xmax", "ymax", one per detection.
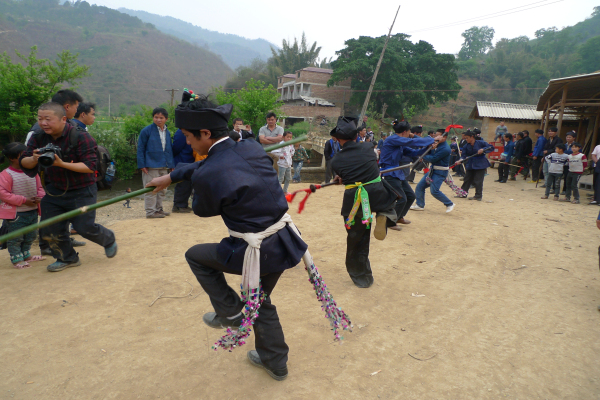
[{"xmin": 0, "ymin": 167, "xmax": 45, "ymax": 220}]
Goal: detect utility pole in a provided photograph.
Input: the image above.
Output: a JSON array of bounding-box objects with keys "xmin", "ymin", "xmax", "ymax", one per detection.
[
  {"xmin": 357, "ymin": 5, "xmax": 400, "ymax": 126},
  {"xmin": 108, "ymin": 93, "xmax": 110, "ymax": 119},
  {"xmin": 165, "ymin": 89, "xmax": 180, "ymax": 107}
]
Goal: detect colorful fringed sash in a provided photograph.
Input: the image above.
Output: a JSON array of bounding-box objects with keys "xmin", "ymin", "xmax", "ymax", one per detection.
[
  {"xmin": 344, "ymin": 176, "xmax": 381, "ymax": 229},
  {"xmin": 214, "ymin": 213, "xmax": 352, "ymax": 351}
]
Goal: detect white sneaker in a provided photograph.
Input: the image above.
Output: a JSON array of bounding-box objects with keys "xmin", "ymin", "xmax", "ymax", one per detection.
[
  {"xmin": 446, "ymin": 204, "xmax": 455, "ymax": 213},
  {"xmin": 410, "ymin": 204, "xmax": 425, "ymax": 211}
]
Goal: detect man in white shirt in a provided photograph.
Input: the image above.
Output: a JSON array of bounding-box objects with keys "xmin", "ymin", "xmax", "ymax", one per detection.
[{"xmin": 258, "ymin": 112, "xmax": 284, "ymax": 172}]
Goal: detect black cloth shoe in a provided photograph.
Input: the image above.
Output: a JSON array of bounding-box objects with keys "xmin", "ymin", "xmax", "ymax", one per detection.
[
  {"xmin": 494, "ymin": 179, "xmax": 501, "ymax": 182},
  {"xmin": 247, "ymin": 350, "xmax": 288, "ymax": 381},
  {"xmin": 202, "ymin": 312, "xmax": 243, "ymax": 329},
  {"xmin": 172, "ymin": 206, "xmax": 193, "ymax": 213},
  {"xmin": 41, "ymin": 248, "xmax": 52, "ymax": 256},
  {"xmin": 468, "ymin": 196, "xmax": 482, "ymax": 201},
  {"xmin": 71, "ymin": 238, "xmax": 86, "ymax": 247}
]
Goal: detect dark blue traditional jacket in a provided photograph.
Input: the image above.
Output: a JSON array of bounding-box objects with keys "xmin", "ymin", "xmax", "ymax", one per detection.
[
  {"xmin": 172, "ymin": 129, "xmax": 195, "ymax": 166},
  {"xmin": 504, "ymin": 140, "xmax": 515, "ymax": 162},
  {"xmin": 170, "ymin": 138, "xmax": 307, "ymax": 273},
  {"xmin": 460, "ymin": 140, "xmax": 494, "ymax": 170},
  {"xmin": 423, "ymin": 141, "xmax": 451, "ymax": 168},
  {"xmin": 379, "ymin": 135, "xmax": 434, "ymax": 180}
]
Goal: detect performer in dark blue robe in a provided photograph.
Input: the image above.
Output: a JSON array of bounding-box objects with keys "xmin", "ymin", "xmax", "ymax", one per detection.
[
  {"xmin": 330, "ymin": 117, "xmax": 397, "ymax": 288},
  {"xmin": 378, "ymin": 120, "xmax": 434, "ymax": 230},
  {"xmin": 147, "ymin": 95, "xmax": 307, "ymax": 381},
  {"xmin": 458, "ymin": 131, "xmax": 494, "ymax": 201}
]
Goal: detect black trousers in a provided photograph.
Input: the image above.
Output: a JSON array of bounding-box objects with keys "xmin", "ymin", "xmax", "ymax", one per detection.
[
  {"xmin": 384, "ymin": 177, "xmax": 415, "ymax": 220},
  {"xmin": 561, "ymin": 166, "xmax": 570, "ymax": 193},
  {"xmin": 461, "ymin": 169, "xmax": 486, "ymax": 199},
  {"xmin": 498, "ymin": 162, "xmax": 510, "ymax": 182},
  {"xmin": 406, "ymin": 161, "xmax": 425, "ymax": 182},
  {"xmin": 173, "ymin": 180, "xmax": 193, "ymax": 208},
  {"xmin": 40, "ymin": 184, "xmax": 115, "ymax": 263},
  {"xmin": 325, "ymin": 159, "xmax": 334, "ymax": 183},
  {"xmin": 531, "ymin": 158, "xmax": 543, "ymax": 182},
  {"xmin": 343, "ymin": 215, "xmax": 373, "ymax": 288},
  {"xmin": 594, "ymin": 170, "xmax": 600, "ymax": 202},
  {"xmin": 185, "ymin": 243, "xmax": 288, "ymax": 370}
]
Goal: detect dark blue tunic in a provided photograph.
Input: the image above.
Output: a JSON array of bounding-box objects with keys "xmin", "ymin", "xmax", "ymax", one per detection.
[{"xmin": 170, "ymin": 138, "xmax": 307, "ymax": 273}]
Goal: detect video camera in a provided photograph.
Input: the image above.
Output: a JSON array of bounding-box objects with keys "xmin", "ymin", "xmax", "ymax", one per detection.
[{"xmin": 37, "ymin": 144, "xmax": 62, "ymax": 168}]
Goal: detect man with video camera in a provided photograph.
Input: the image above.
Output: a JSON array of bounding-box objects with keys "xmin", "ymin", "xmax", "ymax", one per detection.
[{"xmin": 20, "ymin": 102, "xmax": 117, "ymax": 272}]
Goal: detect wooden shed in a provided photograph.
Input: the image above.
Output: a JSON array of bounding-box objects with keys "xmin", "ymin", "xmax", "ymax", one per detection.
[{"xmin": 536, "ymin": 71, "xmax": 600, "ymax": 156}]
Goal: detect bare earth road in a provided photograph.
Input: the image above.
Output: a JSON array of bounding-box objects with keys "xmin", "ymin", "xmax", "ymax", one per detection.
[{"xmin": 1, "ymin": 176, "xmax": 599, "ymax": 399}]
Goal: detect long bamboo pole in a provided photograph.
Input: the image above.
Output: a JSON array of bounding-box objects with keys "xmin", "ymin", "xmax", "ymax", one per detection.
[
  {"xmin": 357, "ymin": 5, "xmax": 401, "ymax": 126},
  {"xmin": 0, "ymin": 136, "xmax": 309, "ymax": 244}
]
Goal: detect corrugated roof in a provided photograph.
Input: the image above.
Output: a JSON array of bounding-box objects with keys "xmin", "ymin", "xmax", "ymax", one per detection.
[
  {"xmin": 469, "ymin": 101, "xmax": 577, "ymax": 121},
  {"xmin": 470, "ymin": 102, "xmax": 542, "ymax": 120}
]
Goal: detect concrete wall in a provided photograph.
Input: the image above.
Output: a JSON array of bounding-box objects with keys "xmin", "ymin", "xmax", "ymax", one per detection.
[{"xmin": 281, "ymin": 104, "xmax": 343, "ymax": 119}]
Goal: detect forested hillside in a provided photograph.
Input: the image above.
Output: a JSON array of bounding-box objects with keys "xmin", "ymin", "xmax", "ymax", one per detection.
[
  {"xmin": 455, "ymin": 7, "xmax": 600, "ymax": 105},
  {"xmin": 415, "ymin": 7, "xmax": 600, "ymax": 130},
  {"xmin": 119, "ymin": 8, "xmax": 275, "ymax": 69},
  {"xmin": 0, "ymin": 0, "xmax": 232, "ymax": 112}
]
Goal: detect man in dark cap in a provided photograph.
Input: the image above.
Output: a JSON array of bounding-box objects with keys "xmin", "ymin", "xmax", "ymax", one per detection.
[
  {"xmin": 146, "ymin": 95, "xmax": 308, "ymax": 381},
  {"xmin": 330, "ymin": 116, "xmax": 398, "ymax": 288},
  {"xmin": 379, "ymin": 120, "xmax": 436, "ymax": 229},
  {"xmin": 456, "ymin": 130, "xmax": 494, "ymax": 200}
]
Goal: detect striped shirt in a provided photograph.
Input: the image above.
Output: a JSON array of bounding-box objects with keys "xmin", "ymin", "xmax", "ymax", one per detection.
[{"xmin": 6, "ymin": 167, "xmax": 38, "ymax": 212}]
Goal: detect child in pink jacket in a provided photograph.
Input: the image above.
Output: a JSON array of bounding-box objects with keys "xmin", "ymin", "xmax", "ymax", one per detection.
[{"xmin": 0, "ymin": 143, "xmax": 46, "ymax": 269}]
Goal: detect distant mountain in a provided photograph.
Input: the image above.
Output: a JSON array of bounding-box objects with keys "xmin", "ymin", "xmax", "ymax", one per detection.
[
  {"xmin": 119, "ymin": 8, "xmax": 276, "ymax": 69},
  {"xmin": 0, "ymin": 0, "xmax": 232, "ymax": 110}
]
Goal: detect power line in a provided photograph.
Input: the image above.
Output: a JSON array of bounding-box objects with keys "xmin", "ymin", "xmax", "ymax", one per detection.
[{"xmin": 405, "ymin": 0, "xmax": 564, "ymax": 35}]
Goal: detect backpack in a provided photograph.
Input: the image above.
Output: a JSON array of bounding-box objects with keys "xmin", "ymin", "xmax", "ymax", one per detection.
[{"xmin": 35, "ymin": 125, "xmax": 114, "ymax": 191}]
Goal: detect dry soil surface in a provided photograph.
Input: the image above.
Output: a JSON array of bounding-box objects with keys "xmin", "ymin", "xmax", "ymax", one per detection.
[{"xmin": 1, "ymin": 175, "xmax": 599, "ymax": 399}]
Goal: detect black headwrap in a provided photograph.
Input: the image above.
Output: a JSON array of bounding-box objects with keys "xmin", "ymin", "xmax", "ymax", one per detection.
[
  {"xmin": 330, "ymin": 116, "xmax": 359, "ymax": 140},
  {"xmin": 175, "ymin": 91, "xmax": 233, "ymax": 131}
]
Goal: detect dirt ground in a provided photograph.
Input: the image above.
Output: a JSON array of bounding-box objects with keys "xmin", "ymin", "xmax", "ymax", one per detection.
[{"xmin": 1, "ymin": 174, "xmax": 599, "ymax": 400}]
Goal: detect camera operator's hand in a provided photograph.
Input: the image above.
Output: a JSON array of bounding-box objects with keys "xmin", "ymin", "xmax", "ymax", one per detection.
[
  {"xmin": 21, "ymin": 150, "xmax": 42, "ymax": 169},
  {"xmin": 49, "ymin": 154, "xmax": 94, "ymax": 174},
  {"xmin": 146, "ymin": 173, "xmax": 172, "ymax": 193},
  {"xmin": 51, "ymin": 153, "xmax": 66, "ymax": 168}
]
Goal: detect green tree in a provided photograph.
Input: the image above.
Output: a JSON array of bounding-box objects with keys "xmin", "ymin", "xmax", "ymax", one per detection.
[
  {"xmin": 224, "ymin": 58, "xmax": 278, "ymax": 90},
  {"xmin": 458, "ymin": 26, "xmax": 495, "ymax": 60},
  {"xmin": 576, "ymin": 35, "xmax": 600, "ymax": 73},
  {"xmin": 328, "ymin": 34, "xmax": 461, "ymax": 118},
  {"xmin": 214, "ymin": 79, "xmax": 282, "ymax": 133},
  {"xmin": 268, "ymin": 32, "xmax": 321, "ymax": 77},
  {"xmin": 0, "ymin": 46, "xmax": 89, "ymax": 142}
]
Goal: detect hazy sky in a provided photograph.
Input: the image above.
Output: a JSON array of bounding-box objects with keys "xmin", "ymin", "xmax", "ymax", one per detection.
[{"xmin": 90, "ymin": 0, "xmax": 596, "ymax": 59}]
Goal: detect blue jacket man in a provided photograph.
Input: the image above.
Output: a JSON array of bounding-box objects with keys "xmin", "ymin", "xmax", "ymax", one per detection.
[
  {"xmin": 531, "ymin": 130, "xmax": 546, "ymax": 182},
  {"xmin": 137, "ymin": 124, "xmax": 175, "ymax": 170},
  {"xmin": 171, "ymin": 129, "xmax": 195, "ymax": 213},
  {"xmin": 458, "ymin": 131, "xmax": 493, "ymax": 200},
  {"xmin": 136, "ymin": 108, "xmax": 175, "ymax": 218},
  {"xmin": 532, "ymin": 135, "xmax": 547, "ymax": 158},
  {"xmin": 379, "ymin": 121, "xmax": 434, "ymax": 227},
  {"xmin": 414, "ymin": 139, "xmax": 454, "ymax": 211}
]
